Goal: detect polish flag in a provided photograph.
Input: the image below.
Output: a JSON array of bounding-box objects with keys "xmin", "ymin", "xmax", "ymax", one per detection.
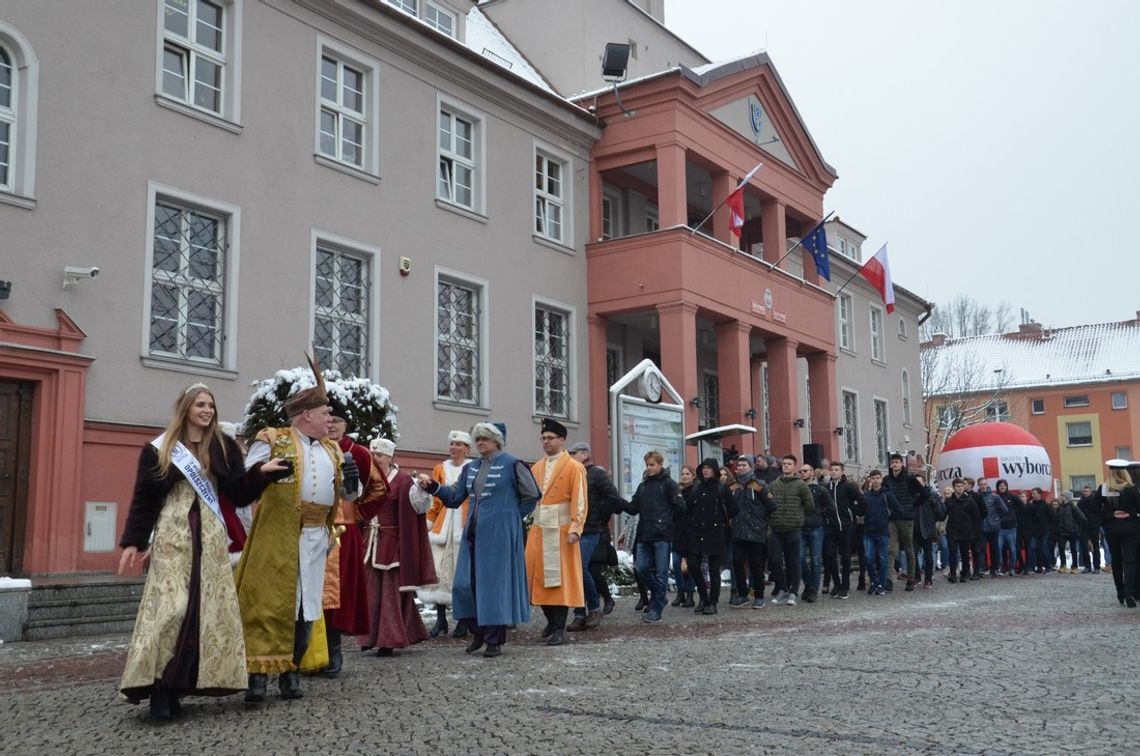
[
  {"xmin": 725, "ymin": 162, "xmax": 762, "ymax": 237},
  {"xmin": 858, "ymin": 243, "xmax": 896, "ymax": 314}
]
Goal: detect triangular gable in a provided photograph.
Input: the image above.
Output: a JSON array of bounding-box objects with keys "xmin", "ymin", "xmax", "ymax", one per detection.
[
  {"xmin": 682, "ymin": 53, "xmax": 837, "ymax": 188},
  {"xmin": 709, "ymin": 94, "xmax": 798, "ymax": 171}
]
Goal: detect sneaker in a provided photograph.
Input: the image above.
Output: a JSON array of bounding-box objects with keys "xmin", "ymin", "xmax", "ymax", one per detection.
[
  {"xmin": 751, "ymin": 598, "xmax": 765, "ymax": 609},
  {"xmin": 1103, "ymin": 565, "xmax": 1113, "ymax": 573},
  {"xmin": 836, "ymin": 591, "xmax": 849, "ymax": 600},
  {"xmin": 1058, "ymin": 567, "xmax": 1069, "ymax": 574},
  {"xmin": 566, "ymin": 616, "xmax": 588, "ymax": 632},
  {"xmin": 923, "ymin": 580, "xmax": 933, "ymax": 589},
  {"xmin": 783, "ymin": 594, "xmax": 796, "ymax": 606},
  {"xmin": 728, "ymin": 596, "xmax": 750, "ymax": 609},
  {"xmin": 867, "ymin": 585, "xmax": 876, "ymax": 595},
  {"xmin": 904, "ymin": 580, "xmax": 915, "ymax": 592},
  {"xmin": 829, "ymin": 585, "xmax": 841, "ymax": 598},
  {"xmin": 642, "ymin": 609, "xmax": 662, "ymax": 623},
  {"xmin": 803, "ymin": 589, "xmax": 816, "ymax": 604},
  {"xmin": 948, "ymin": 574, "xmax": 958, "ymax": 583},
  {"xmin": 1081, "ymin": 567, "xmax": 1093, "ymax": 574},
  {"xmin": 773, "ymin": 591, "xmax": 789, "ymax": 605},
  {"xmin": 873, "ymin": 587, "xmax": 887, "ymax": 596}
]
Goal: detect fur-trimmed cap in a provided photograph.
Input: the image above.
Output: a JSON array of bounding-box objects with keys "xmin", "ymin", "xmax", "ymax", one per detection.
[
  {"xmin": 541, "ymin": 417, "xmax": 568, "ymax": 438},
  {"xmin": 284, "ymin": 353, "xmax": 329, "ymax": 417},
  {"xmin": 448, "ymin": 430, "xmax": 473, "ymax": 446},
  {"xmin": 471, "ymin": 422, "xmax": 505, "ymax": 447},
  {"xmin": 370, "ymin": 437, "xmax": 396, "ymax": 456}
]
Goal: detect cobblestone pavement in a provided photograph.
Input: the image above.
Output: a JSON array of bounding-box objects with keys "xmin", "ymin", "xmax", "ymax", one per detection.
[{"xmin": 2, "ymin": 570, "xmax": 1137, "ymax": 755}]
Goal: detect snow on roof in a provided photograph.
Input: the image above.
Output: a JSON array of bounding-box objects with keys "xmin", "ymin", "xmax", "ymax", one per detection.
[
  {"xmin": 464, "ymin": 7, "xmax": 555, "ymax": 94},
  {"xmin": 924, "ymin": 319, "xmax": 1140, "ymax": 394}
]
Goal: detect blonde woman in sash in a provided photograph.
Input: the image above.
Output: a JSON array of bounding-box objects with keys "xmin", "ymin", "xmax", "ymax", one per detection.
[{"xmin": 117, "ymin": 383, "xmax": 271, "ymax": 721}]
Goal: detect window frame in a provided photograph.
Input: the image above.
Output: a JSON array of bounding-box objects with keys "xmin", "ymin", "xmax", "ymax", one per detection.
[
  {"xmin": 1071, "ymin": 474, "xmax": 1096, "ymax": 493},
  {"xmin": 837, "ymin": 293, "xmax": 854, "ymax": 352},
  {"xmin": 869, "ymin": 304, "xmax": 885, "ymax": 363},
  {"xmin": 424, "ymin": 1, "xmax": 457, "ymax": 37},
  {"xmin": 0, "ymin": 23, "xmax": 39, "ymax": 206},
  {"xmin": 154, "ymin": 0, "xmax": 243, "ymax": 130},
  {"xmin": 314, "ymin": 37, "xmax": 380, "ymax": 181},
  {"xmin": 140, "ymin": 181, "xmax": 241, "ymax": 377},
  {"xmin": 841, "ymin": 388, "xmax": 859, "ymax": 464},
  {"xmin": 1065, "ymin": 421, "xmax": 1093, "ymax": 447},
  {"xmin": 645, "ymin": 203, "xmax": 659, "ymax": 232},
  {"xmin": 433, "ymin": 267, "xmax": 489, "ymax": 410},
  {"xmin": 985, "ymin": 400, "xmax": 1010, "ymax": 423},
  {"xmin": 532, "ymin": 296, "xmax": 576, "ymax": 420},
  {"xmin": 1030, "ymin": 397, "xmax": 1045, "ymax": 415},
  {"xmin": 901, "ymin": 368, "xmax": 911, "ymax": 426},
  {"xmin": 873, "ymin": 396, "xmax": 889, "ymax": 466},
  {"xmin": 601, "ymin": 185, "xmax": 626, "ymax": 240},
  {"xmin": 897, "ymin": 318, "xmax": 908, "ymax": 340},
  {"xmin": 701, "ymin": 369, "xmax": 720, "ymax": 429},
  {"xmin": 1112, "ymin": 391, "xmax": 1128, "ymax": 410},
  {"xmin": 309, "ymin": 230, "xmax": 379, "ymax": 380},
  {"xmin": 1116, "ymin": 446, "xmax": 1132, "ymax": 460},
  {"xmin": 1063, "ymin": 395, "xmax": 1090, "ymax": 408},
  {"xmin": 436, "ymin": 97, "xmax": 485, "ymax": 216},
  {"xmin": 533, "ymin": 140, "xmax": 572, "ymax": 248}
]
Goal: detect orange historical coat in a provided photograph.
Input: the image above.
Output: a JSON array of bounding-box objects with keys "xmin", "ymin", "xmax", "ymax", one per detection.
[{"xmin": 525, "ymin": 451, "xmax": 587, "ymax": 607}]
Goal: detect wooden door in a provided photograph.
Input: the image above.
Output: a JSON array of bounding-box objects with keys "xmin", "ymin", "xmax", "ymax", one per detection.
[{"xmin": 0, "ymin": 381, "xmax": 33, "ymax": 575}]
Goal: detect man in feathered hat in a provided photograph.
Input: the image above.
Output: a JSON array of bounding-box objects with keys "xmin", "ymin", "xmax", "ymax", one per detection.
[
  {"xmin": 235, "ymin": 355, "xmax": 361, "ymax": 702},
  {"xmin": 525, "ymin": 418, "xmax": 588, "ymax": 647}
]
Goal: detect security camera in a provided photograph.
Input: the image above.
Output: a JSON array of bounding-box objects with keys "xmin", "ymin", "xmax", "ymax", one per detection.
[{"xmin": 63, "ymin": 266, "xmax": 100, "ymax": 289}]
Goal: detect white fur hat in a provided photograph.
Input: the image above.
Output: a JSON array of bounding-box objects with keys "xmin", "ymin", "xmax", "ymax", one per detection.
[
  {"xmin": 470, "ymin": 422, "xmax": 505, "ymax": 447},
  {"xmin": 448, "ymin": 430, "xmax": 473, "ymax": 446},
  {"xmin": 370, "ymin": 437, "xmax": 396, "ymax": 456}
]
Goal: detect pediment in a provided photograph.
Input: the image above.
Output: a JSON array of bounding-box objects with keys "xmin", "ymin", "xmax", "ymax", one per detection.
[{"xmin": 709, "ymin": 94, "xmax": 798, "ymax": 171}]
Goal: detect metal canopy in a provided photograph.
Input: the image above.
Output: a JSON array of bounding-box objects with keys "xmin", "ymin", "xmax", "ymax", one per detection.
[{"xmin": 684, "ymin": 424, "xmax": 757, "ymax": 444}]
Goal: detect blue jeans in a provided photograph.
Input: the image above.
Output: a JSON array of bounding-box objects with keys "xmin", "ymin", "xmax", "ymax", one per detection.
[
  {"xmin": 1028, "ymin": 535, "xmax": 1050, "ymax": 571},
  {"xmin": 636, "ymin": 540, "xmax": 672, "ymax": 613},
  {"xmin": 863, "ymin": 532, "xmax": 890, "ymax": 589},
  {"xmin": 998, "ymin": 528, "xmax": 1018, "ymax": 572},
  {"xmin": 938, "ymin": 534, "xmax": 951, "ymax": 571},
  {"xmin": 572, "ymin": 533, "xmax": 601, "ymax": 618},
  {"xmin": 800, "ymin": 526, "xmax": 824, "ymax": 591},
  {"xmin": 1102, "ymin": 527, "xmax": 1113, "ymax": 565},
  {"xmin": 671, "ymin": 549, "xmax": 695, "ymax": 593}
]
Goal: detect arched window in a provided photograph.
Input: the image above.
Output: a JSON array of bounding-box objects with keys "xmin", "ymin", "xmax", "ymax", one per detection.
[{"xmin": 0, "ymin": 23, "xmax": 39, "ymax": 206}]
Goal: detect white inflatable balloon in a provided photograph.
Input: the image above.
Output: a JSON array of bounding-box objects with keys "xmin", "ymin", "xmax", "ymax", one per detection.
[{"xmin": 936, "ymin": 423, "xmax": 1052, "ymax": 493}]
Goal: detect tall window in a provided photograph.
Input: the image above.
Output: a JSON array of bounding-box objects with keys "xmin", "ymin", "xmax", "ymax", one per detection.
[
  {"xmin": 1071, "ymin": 474, "xmax": 1096, "ymax": 492},
  {"xmin": 838, "ymin": 294, "xmax": 853, "ymax": 351},
  {"xmin": 985, "ymin": 400, "xmax": 1010, "ymax": 422},
  {"xmin": 1031, "ymin": 398, "xmax": 1045, "ymax": 414},
  {"xmin": 439, "ymin": 107, "xmax": 476, "ymax": 210},
  {"xmin": 534, "ymin": 305, "xmax": 571, "ymax": 417},
  {"xmin": 938, "ymin": 404, "xmax": 962, "ymax": 431},
  {"xmin": 873, "ymin": 399, "xmax": 889, "ymax": 465},
  {"xmin": 1112, "ymin": 391, "xmax": 1128, "ymax": 410},
  {"xmin": 0, "ymin": 46, "xmax": 12, "ymax": 190},
  {"xmin": 424, "ymin": 2, "xmax": 456, "ymax": 37},
  {"xmin": 319, "ymin": 55, "xmax": 365, "ymax": 168},
  {"xmin": 149, "ymin": 200, "xmax": 228, "ymax": 364},
  {"xmin": 601, "ymin": 187, "xmax": 625, "ymax": 240},
  {"xmin": 534, "ymin": 151, "xmax": 565, "ymax": 243},
  {"xmin": 869, "ymin": 306, "xmax": 884, "ymax": 362},
  {"xmin": 646, "ymin": 204, "xmax": 659, "ymax": 232},
  {"xmin": 436, "ymin": 278, "xmax": 482, "ymax": 405},
  {"xmin": 842, "ymin": 390, "xmax": 859, "ymax": 463},
  {"xmin": 702, "ymin": 372, "xmax": 720, "ymax": 429},
  {"xmin": 314, "ymin": 247, "xmax": 369, "ymax": 377},
  {"xmin": 1066, "ymin": 421, "xmax": 1093, "ymax": 447},
  {"xmin": 901, "ymin": 369, "xmax": 911, "ymax": 425},
  {"xmin": 161, "ymin": 0, "xmax": 226, "ymax": 114}
]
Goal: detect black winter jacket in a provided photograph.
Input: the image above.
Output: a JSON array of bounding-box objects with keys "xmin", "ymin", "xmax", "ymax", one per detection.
[
  {"xmin": 729, "ymin": 474, "xmax": 777, "ymax": 543},
  {"xmin": 582, "ymin": 464, "xmax": 628, "ymax": 536},
  {"xmin": 884, "ymin": 468, "xmax": 928, "ymax": 520},
  {"xmin": 945, "ymin": 493, "xmax": 980, "ymax": 542},
  {"xmin": 1077, "ymin": 494, "xmax": 1103, "ymax": 530},
  {"xmin": 803, "ymin": 483, "xmax": 831, "ymax": 530},
  {"xmin": 825, "ymin": 475, "xmax": 865, "ymax": 532},
  {"xmin": 683, "ymin": 460, "xmax": 737, "ymax": 556},
  {"xmin": 1056, "ymin": 501, "xmax": 1087, "ymax": 537},
  {"xmin": 628, "ymin": 470, "xmax": 686, "ymax": 544},
  {"xmin": 862, "ymin": 486, "xmax": 902, "ymax": 535},
  {"xmin": 996, "ymin": 486, "xmax": 1021, "ymax": 529},
  {"xmin": 1025, "ymin": 499, "xmax": 1052, "ymax": 538}
]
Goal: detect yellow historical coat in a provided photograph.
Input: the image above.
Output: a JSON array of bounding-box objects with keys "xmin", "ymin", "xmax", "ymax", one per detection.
[{"xmin": 525, "ymin": 451, "xmax": 587, "ymax": 607}]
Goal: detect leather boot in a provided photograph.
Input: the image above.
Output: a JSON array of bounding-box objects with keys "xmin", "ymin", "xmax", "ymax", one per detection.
[
  {"xmin": 245, "ymin": 674, "xmax": 268, "ymax": 703},
  {"xmin": 451, "ymin": 618, "xmax": 470, "ymax": 639},
  {"xmin": 324, "ymin": 630, "xmax": 343, "ymax": 678},
  {"xmin": 428, "ymin": 606, "xmax": 449, "ymax": 638},
  {"xmin": 465, "ymin": 633, "xmax": 485, "ymax": 654},
  {"xmin": 545, "ymin": 607, "xmax": 568, "ymax": 646},
  {"xmin": 279, "ymin": 671, "xmax": 303, "ymax": 700},
  {"xmin": 681, "ymin": 591, "xmax": 695, "ymax": 608},
  {"xmin": 583, "ymin": 609, "xmax": 602, "ymax": 629},
  {"xmin": 149, "ymin": 688, "xmax": 174, "ymax": 721},
  {"xmin": 670, "ymin": 591, "xmax": 683, "ymax": 607}
]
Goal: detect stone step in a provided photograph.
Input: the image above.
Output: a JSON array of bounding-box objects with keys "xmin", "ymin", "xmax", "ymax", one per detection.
[
  {"xmin": 23, "ymin": 613, "xmax": 137, "ymax": 642},
  {"xmin": 24, "ymin": 595, "xmax": 143, "ymax": 622},
  {"xmin": 26, "ymin": 581, "xmax": 144, "ymax": 606}
]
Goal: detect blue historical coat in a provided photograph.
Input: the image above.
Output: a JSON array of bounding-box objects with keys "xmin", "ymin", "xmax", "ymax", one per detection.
[{"xmin": 431, "ymin": 452, "xmax": 538, "ymax": 626}]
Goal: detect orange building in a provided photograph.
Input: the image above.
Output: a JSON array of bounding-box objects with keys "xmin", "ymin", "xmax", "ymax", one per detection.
[
  {"xmin": 923, "ymin": 316, "xmax": 1140, "ymax": 492},
  {"xmin": 575, "ymin": 54, "xmax": 842, "ymax": 467}
]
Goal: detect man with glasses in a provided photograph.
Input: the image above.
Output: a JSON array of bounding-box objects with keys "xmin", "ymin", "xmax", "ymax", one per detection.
[{"xmin": 525, "ymin": 419, "xmax": 588, "ymax": 647}]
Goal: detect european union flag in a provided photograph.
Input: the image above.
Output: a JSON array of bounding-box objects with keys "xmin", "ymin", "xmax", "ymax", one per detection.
[{"xmin": 802, "ymin": 222, "xmax": 830, "ymax": 281}]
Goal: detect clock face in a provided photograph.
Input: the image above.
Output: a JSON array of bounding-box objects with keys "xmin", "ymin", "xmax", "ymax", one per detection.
[{"xmin": 640, "ymin": 371, "xmax": 663, "ymax": 402}]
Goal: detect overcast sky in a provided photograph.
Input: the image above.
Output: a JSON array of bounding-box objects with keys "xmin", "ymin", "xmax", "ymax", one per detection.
[{"xmin": 664, "ymin": 0, "xmax": 1139, "ymax": 329}]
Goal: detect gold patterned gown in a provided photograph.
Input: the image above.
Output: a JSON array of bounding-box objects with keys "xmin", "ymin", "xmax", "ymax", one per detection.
[{"xmin": 119, "ymin": 440, "xmax": 250, "ymax": 703}]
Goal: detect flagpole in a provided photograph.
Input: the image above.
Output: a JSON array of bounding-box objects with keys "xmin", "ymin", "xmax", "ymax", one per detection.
[
  {"xmin": 770, "ymin": 210, "xmax": 835, "ymax": 268},
  {"xmin": 689, "ymin": 161, "xmax": 763, "ymax": 236},
  {"xmin": 831, "ymin": 261, "xmax": 868, "ymax": 297}
]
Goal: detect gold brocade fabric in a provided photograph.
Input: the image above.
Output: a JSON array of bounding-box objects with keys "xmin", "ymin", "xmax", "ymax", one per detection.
[
  {"xmin": 234, "ymin": 428, "xmax": 341, "ymax": 675},
  {"xmin": 119, "ymin": 482, "xmax": 248, "ymax": 695}
]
